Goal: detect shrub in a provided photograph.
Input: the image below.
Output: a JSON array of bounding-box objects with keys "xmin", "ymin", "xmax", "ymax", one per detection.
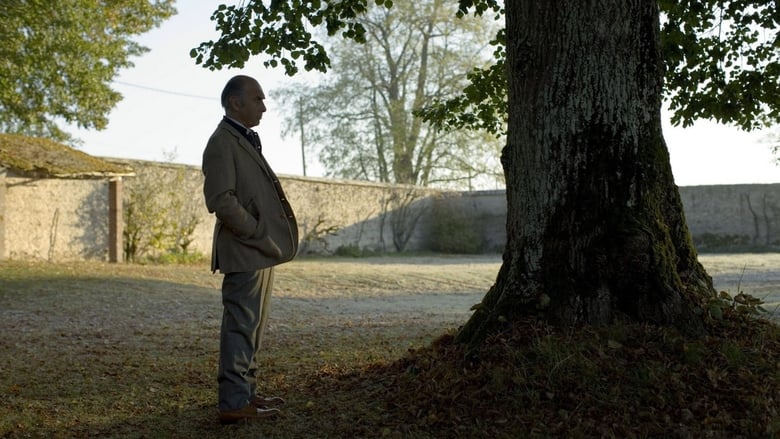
[
  {"xmin": 145, "ymin": 250, "xmax": 208, "ymax": 265},
  {"xmin": 334, "ymin": 244, "xmax": 363, "ymax": 257},
  {"xmin": 429, "ymin": 198, "xmax": 482, "ymax": 254},
  {"xmin": 123, "ymin": 163, "xmax": 201, "ymax": 262}
]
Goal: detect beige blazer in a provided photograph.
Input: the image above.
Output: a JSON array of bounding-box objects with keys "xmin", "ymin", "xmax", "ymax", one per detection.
[{"xmin": 202, "ymin": 120, "xmax": 298, "ymax": 273}]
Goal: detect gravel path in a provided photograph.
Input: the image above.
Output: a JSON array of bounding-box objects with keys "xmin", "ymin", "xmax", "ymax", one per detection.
[
  {"xmin": 273, "ymin": 254, "xmax": 780, "ymax": 325},
  {"xmin": 700, "ymin": 253, "xmax": 780, "ymax": 318}
]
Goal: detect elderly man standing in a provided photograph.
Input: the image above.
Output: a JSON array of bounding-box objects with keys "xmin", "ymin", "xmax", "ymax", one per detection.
[{"xmin": 202, "ymin": 75, "xmax": 298, "ymax": 424}]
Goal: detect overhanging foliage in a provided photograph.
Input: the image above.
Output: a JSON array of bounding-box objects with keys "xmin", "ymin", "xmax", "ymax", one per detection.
[{"xmin": 194, "ymin": 0, "xmax": 780, "ymax": 134}]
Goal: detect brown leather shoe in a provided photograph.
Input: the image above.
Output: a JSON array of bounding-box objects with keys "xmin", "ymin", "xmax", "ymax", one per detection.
[
  {"xmin": 218, "ymin": 405, "xmax": 280, "ymax": 424},
  {"xmin": 251, "ymin": 395, "xmax": 286, "ymax": 408}
]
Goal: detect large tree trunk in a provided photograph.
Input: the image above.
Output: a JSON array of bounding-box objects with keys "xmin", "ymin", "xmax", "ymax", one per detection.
[{"xmin": 458, "ymin": 1, "xmax": 714, "ymax": 347}]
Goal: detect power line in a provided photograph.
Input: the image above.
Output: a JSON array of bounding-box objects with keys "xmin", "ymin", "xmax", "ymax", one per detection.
[{"xmin": 114, "ymin": 80, "xmax": 218, "ymax": 101}]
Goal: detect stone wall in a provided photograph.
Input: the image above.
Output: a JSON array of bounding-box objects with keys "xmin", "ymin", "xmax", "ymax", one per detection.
[
  {"xmin": 0, "ymin": 173, "xmax": 108, "ymax": 260},
  {"xmin": 281, "ymin": 176, "xmax": 442, "ymax": 254},
  {"xmin": 114, "ymin": 159, "xmax": 448, "ymax": 258},
  {"xmin": 0, "ymin": 158, "xmax": 777, "ymax": 262},
  {"xmin": 679, "ymin": 184, "xmax": 780, "ymax": 249}
]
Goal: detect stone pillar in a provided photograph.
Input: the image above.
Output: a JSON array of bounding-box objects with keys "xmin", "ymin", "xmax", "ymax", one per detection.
[
  {"xmin": 0, "ymin": 168, "xmax": 6, "ymax": 260},
  {"xmin": 108, "ymin": 178, "xmax": 123, "ymax": 263}
]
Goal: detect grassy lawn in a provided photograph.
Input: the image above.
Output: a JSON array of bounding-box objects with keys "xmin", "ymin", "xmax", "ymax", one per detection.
[
  {"xmin": 0, "ymin": 258, "xmax": 496, "ymax": 438},
  {"xmin": 0, "ymin": 257, "xmax": 778, "ymax": 438}
]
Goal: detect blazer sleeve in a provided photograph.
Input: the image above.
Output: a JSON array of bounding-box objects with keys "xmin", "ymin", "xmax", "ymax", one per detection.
[{"xmin": 202, "ymin": 133, "xmax": 267, "ymax": 240}]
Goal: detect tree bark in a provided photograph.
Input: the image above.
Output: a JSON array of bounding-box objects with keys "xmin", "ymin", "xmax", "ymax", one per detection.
[{"xmin": 458, "ymin": 0, "xmax": 714, "ymax": 347}]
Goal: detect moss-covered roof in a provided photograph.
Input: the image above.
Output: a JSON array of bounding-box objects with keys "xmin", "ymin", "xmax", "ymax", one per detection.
[{"xmin": 0, "ymin": 133, "xmax": 134, "ymax": 179}]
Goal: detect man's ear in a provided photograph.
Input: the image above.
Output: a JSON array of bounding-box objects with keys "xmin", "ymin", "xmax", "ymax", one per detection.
[{"xmin": 227, "ymin": 95, "xmax": 242, "ymax": 111}]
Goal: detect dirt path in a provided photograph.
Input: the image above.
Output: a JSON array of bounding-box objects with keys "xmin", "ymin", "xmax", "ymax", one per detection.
[
  {"xmin": 700, "ymin": 253, "xmax": 780, "ymax": 318},
  {"xmin": 271, "ymin": 256, "xmax": 499, "ymax": 331},
  {"xmin": 272, "ymin": 254, "xmax": 780, "ymax": 323}
]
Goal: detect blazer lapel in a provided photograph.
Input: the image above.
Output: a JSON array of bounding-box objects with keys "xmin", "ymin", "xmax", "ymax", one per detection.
[{"xmin": 220, "ymin": 121, "xmax": 273, "ymax": 176}]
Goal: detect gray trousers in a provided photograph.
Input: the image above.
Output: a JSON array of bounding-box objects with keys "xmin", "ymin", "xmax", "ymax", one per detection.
[{"xmin": 217, "ymin": 267, "xmax": 274, "ymax": 410}]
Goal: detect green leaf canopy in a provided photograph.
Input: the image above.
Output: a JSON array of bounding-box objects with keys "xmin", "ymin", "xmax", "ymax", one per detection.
[{"xmin": 0, "ymin": 0, "xmax": 175, "ymax": 142}]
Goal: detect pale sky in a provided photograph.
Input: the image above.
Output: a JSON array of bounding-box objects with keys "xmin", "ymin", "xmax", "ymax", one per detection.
[{"xmin": 67, "ymin": 1, "xmax": 779, "ymax": 188}]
